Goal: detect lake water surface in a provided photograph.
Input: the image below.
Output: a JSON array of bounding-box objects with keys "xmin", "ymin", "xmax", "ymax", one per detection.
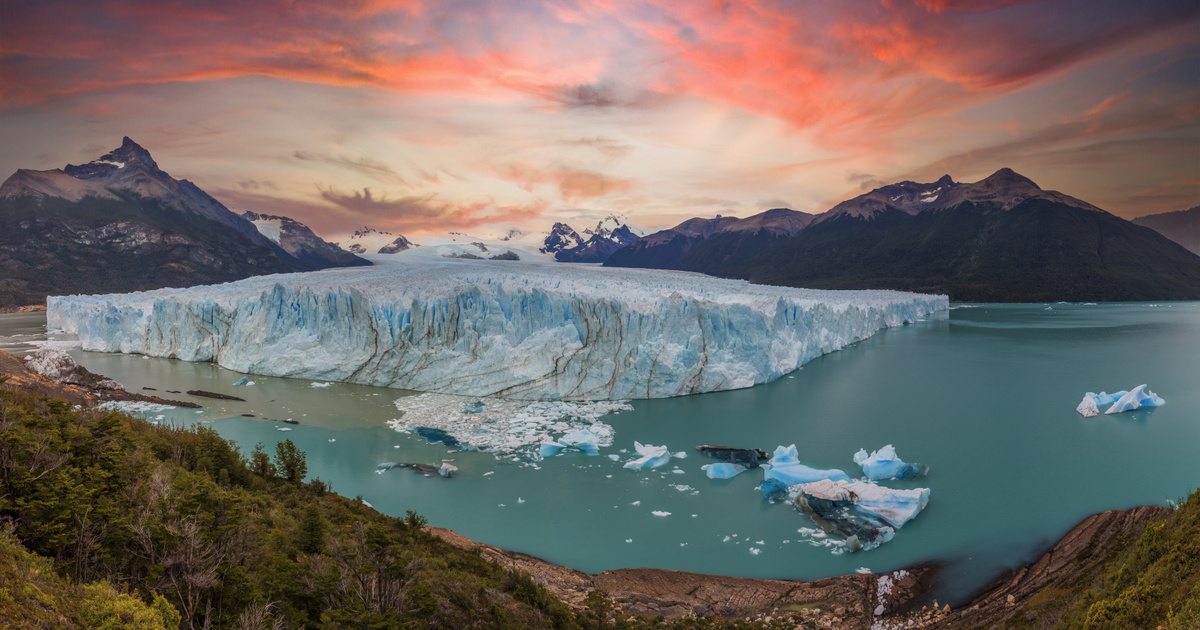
[{"xmin": 3, "ymin": 302, "xmax": 1197, "ymax": 604}]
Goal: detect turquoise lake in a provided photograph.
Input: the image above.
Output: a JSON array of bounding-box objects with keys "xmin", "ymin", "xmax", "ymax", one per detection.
[{"xmin": 3, "ymin": 302, "xmax": 1197, "ymax": 603}]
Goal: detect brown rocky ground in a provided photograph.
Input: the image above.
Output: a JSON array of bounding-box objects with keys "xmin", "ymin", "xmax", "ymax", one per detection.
[
  {"xmin": 0, "ymin": 349, "xmax": 197, "ymax": 408},
  {"xmin": 430, "ymin": 525, "xmax": 939, "ymax": 629}
]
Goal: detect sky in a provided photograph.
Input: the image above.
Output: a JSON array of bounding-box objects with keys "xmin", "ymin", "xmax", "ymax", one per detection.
[{"xmin": 1, "ymin": 0, "xmax": 1198, "ymax": 238}]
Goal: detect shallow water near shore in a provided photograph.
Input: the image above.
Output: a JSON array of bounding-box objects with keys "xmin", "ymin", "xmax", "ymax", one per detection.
[{"xmin": 4, "ymin": 302, "xmax": 1198, "ymax": 604}]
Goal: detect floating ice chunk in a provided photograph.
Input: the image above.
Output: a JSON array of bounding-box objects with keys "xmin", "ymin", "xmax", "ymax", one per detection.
[
  {"xmin": 797, "ymin": 479, "xmax": 929, "ymax": 551},
  {"xmin": 1085, "ymin": 391, "xmax": 1128, "ymax": 406},
  {"xmin": 624, "ymin": 441, "xmax": 672, "ymax": 470},
  {"xmin": 651, "ymin": 510, "xmax": 671, "ymax": 517},
  {"xmin": 310, "ymin": 382, "xmax": 332, "ymax": 388},
  {"xmin": 1105, "ymin": 385, "xmax": 1165, "ymax": 414},
  {"xmin": 749, "ymin": 548, "xmax": 760, "ymax": 555},
  {"xmin": 276, "ymin": 427, "xmax": 292, "ymax": 431},
  {"xmin": 762, "ymin": 444, "xmax": 850, "ymax": 487},
  {"xmin": 702, "ymin": 463, "xmax": 747, "ymax": 479},
  {"xmin": 232, "ymin": 376, "xmax": 251, "ymax": 386},
  {"xmin": 761, "ymin": 478, "xmax": 789, "ymax": 501},
  {"xmin": 438, "ymin": 463, "xmax": 458, "ymax": 478},
  {"xmin": 1076, "ymin": 396, "xmax": 1100, "ymax": 417},
  {"xmin": 857, "ymin": 567, "xmax": 873, "ymax": 574},
  {"xmin": 672, "ymin": 451, "xmax": 687, "ymax": 459},
  {"xmin": 517, "ymin": 497, "xmax": 525, "ymax": 504},
  {"xmin": 560, "ymin": 429, "xmax": 601, "ymax": 455},
  {"xmin": 328, "ymin": 438, "xmax": 336, "ymax": 442},
  {"xmin": 539, "ymin": 441, "xmax": 566, "ymax": 457},
  {"xmin": 607, "ymin": 453, "xmax": 620, "ymax": 461},
  {"xmin": 852, "ymin": 445, "xmax": 928, "ymax": 480}
]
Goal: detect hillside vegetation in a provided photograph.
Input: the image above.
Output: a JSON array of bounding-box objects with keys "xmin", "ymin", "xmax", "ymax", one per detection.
[{"xmin": 0, "ymin": 384, "xmax": 803, "ymax": 630}]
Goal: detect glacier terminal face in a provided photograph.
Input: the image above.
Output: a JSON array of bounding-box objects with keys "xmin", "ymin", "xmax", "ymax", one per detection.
[{"xmin": 47, "ymin": 256, "xmax": 947, "ymax": 400}]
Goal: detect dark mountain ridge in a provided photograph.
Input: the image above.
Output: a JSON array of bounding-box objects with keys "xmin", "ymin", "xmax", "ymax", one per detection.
[
  {"xmin": 1132, "ymin": 206, "xmax": 1200, "ymax": 255},
  {"xmin": 606, "ymin": 169, "xmax": 1200, "ymax": 302},
  {"xmin": 0, "ymin": 138, "xmax": 365, "ymax": 308}
]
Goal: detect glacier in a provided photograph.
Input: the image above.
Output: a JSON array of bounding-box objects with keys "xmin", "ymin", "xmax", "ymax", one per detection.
[{"xmin": 47, "ymin": 255, "xmax": 946, "ymax": 401}]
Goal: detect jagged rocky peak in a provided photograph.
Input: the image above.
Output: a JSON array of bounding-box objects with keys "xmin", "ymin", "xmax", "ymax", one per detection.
[
  {"xmin": 584, "ymin": 213, "xmax": 645, "ymax": 240},
  {"xmin": 352, "ymin": 226, "xmax": 393, "ymax": 238},
  {"xmin": 63, "ymin": 136, "xmax": 160, "ymax": 179},
  {"xmin": 378, "ymin": 235, "xmax": 416, "ymax": 254},
  {"xmin": 541, "ymin": 222, "xmax": 584, "ymax": 254}
]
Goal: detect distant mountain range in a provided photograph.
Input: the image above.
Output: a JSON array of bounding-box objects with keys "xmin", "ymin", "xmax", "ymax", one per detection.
[
  {"xmin": 540, "ymin": 215, "xmax": 644, "ymax": 262},
  {"xmin": 0, "ymin": 138, "xmax": 366, "ymax": 308},
  {"xmin": 1132, "ymin": 206, "xmax": 1199, "ymax": 255},
  {"xmin": 606, "ymin": 169, "xmax": 1200, "ymax": 302}
]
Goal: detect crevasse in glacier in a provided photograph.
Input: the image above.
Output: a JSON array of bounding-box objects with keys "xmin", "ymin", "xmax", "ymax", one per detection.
[{"xmin": 47, "ymin": 256, "xmax": 947, "ymax": 401}]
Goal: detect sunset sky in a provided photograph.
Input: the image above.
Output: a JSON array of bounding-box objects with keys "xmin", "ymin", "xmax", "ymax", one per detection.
[{"xmin": 2, "ymin": 0, "xmax": 1197, "ymax": 237}]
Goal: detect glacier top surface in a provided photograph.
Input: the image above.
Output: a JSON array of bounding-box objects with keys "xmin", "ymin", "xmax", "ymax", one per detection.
[{"xmin": 62, "ymin": 252, "xmax": 941, "ymax": 312}]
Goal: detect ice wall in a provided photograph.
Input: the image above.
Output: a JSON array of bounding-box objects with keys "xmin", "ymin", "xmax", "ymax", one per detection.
[{"xmin": 48, "ymin": 257, "xmax": 947, "ymax": 400}]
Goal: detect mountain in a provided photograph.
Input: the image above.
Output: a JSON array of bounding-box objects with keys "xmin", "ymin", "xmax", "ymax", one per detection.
[
  {"xmin": 539, "ymin": 222, "xmax": 585, "ymax": 255},
  {"xmin": 241, "ymin": 211, "xmax": 369, "ymax": 269},
  {"xmin": 0, "ymin": 137, "xmax": 365, "ymax": 308},
  {"xmin": 1132, "ymin": 206, "xmax": 1200, "ymax": 255},
  {"xmin": 548, "ymin": 214, "xmax": 644, "ymax": 263},
  {"xmin": 334, "ymin": 226, "xmax": 421, "ymax": 254},
  {"xmin": 607, "ymin": 169, "xmax": 1200, "ymax": 302},
  {"xmin": 605, "ymin": 208, "xmax": 813, "ymax": 273}
]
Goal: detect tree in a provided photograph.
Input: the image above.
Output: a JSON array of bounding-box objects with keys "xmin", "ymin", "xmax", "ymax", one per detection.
[
  {"xmin": 273, "ymin": 439, "xmax": 306, "ymax": 484},
  {"xmin": 296, "ymin": 505, "xmax": 326, "ymax": 555},
  {"xmin": 249, "ymin": 443, "xmax": 275, "ymax": 479}
]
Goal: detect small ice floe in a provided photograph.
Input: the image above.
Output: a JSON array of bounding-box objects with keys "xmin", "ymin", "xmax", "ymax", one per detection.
[
  {"xmin": 761, "ymin": 445, "xmax": 849, "ymax": 496},
  {"xmin": 311, "ymin": 382, "xmax": 333, "ymax": 388},
  {"xmin": 631, "ymin": 500, "xmax": 641, "ymax": 506},
  {"xmin": 276, "ymin": 427, "xmax": 292, "ymax": 431},
  {"xmin": 624, "ymin": 442, "xmax": 672, "ymax": 470},
  {"xmin": 1078, "ymin": 385, "xmax": 1165, "ymax": 416},
  {"xmin": 438, "ymin": 463, "xmax": 458, "ymax": 478},
  {"xmin": 483, "ymin": 471, "xmax": 494, "ymax": 476},
  {"xmin": 517, "ymin": 497, "xmax": 525, "ymax": 504},
  {"xmin": 672, "ymin": 451, "xmax": 687, "ymax": 459},
  {"xmin": 98, "ymin": 400, "xmax": 177, "ymax": 414},
  {"xmin": 796, "ymin": 479, "xmax": 929, "ymax": 552},
  {"xmin": 702, "ymin": 462, "xmax": 747, "ymax": 479},
  {"xmin": 857, "ymin": 567, "xmax": 873, "ymax": 574},
  {"xmin": 1044, "ymin": 307, "xmax": 1053, "ymax": 311},
  {"xmin": 607, "ymin": 453, "xmax": 620, "ymax": 461},
  {"xmin": 232, "ymin": 377, "xmax": 251, "ymax": 387},
  {"xmin": 361, "ymin": 500, "xmax": 373, "ymax": 508},
  {"xmin": 651, "ymin": 510, "xmax": 671, "ymax": 517},
  {"xmin": 749, "ymin": 548, "xmax": 760, "ymax": 555},
  {"xmin": 625, "ymin": 539, "xmax": 633, "ymax": 543},
  {"xmin": 1106, "ymin": 385, "xmax": 1165, "ymax": 414},
  {"xmin": 853, "ymin": 445, "xmax": 928, "ymax": 481}
]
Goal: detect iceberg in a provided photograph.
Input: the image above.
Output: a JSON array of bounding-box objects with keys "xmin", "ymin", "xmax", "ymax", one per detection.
[
  {"xmin": 852, "ymin": 445, "xmax": 928, "ymax": 481},
  {"xmin": 796, "ymin": 479, "xmax": 930, "ymax": 551},
  {"xmin": 1076, "ymin": 396, "xmax": 1100, "ymax": 418},
  {"xmin": 538, "ymin": 441, "xmax": 565, "ymax": 457},
  {"xmin": 231, "ymin": 376, "xmax": 251, "ymax": 386},
  {"xmin": 1105, "ymin": 385, "xmax": 1165, "ymax": 414},
  {"xmin": 762, "ymin": 445, "xmax": 850, "ymax": 487},
  {"xmin": 760, "ymin": 478, "xmax": 790, "ymax": 501},
  {"xmin": 438, "ymin": 463, "xmax": 458, "ymax": 478},
  {"xmin": 47, "ymin": 256, "xmax": 947, "ymax": 401},
  {"xmin": 624, "ymin": 442, "xmax": 672, "ymax": 470},
  {"xmin": 559, "ymin": 429, "xmax": 601, "ymax": 456},
  {"xmin": 702, "ymin": 463, "xmax": 746, "ymax": 479},
  {"xmin": 1084, "ymin": 391, "xmax": 1128, "ymax": 406},
  {"xmin": 696, "ymin": 445, "xmax": 768, "ymax": 468}
]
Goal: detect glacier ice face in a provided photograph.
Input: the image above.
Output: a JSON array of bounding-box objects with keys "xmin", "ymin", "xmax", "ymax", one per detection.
[
  {"xmin": 624, "ymin": 442, "xmax": 672, "ymax": 470},
  {"xmin": 762, "ymin": 444, "xmax": 850, "ymax": 487},
  {"xmin": 1105, "ymin": 385, "xmax": 1165, "ymax": 414},
  {"xmin": 47, "ymin": 256, "xmax": 947, "ymax": 401},
  {"xmin": 702, "ymin": 463, "xmax": 746, "ymax": 479},
  {"xmin": 853, "ymin": 445, "xmax": 928, "ymax": 481}
]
